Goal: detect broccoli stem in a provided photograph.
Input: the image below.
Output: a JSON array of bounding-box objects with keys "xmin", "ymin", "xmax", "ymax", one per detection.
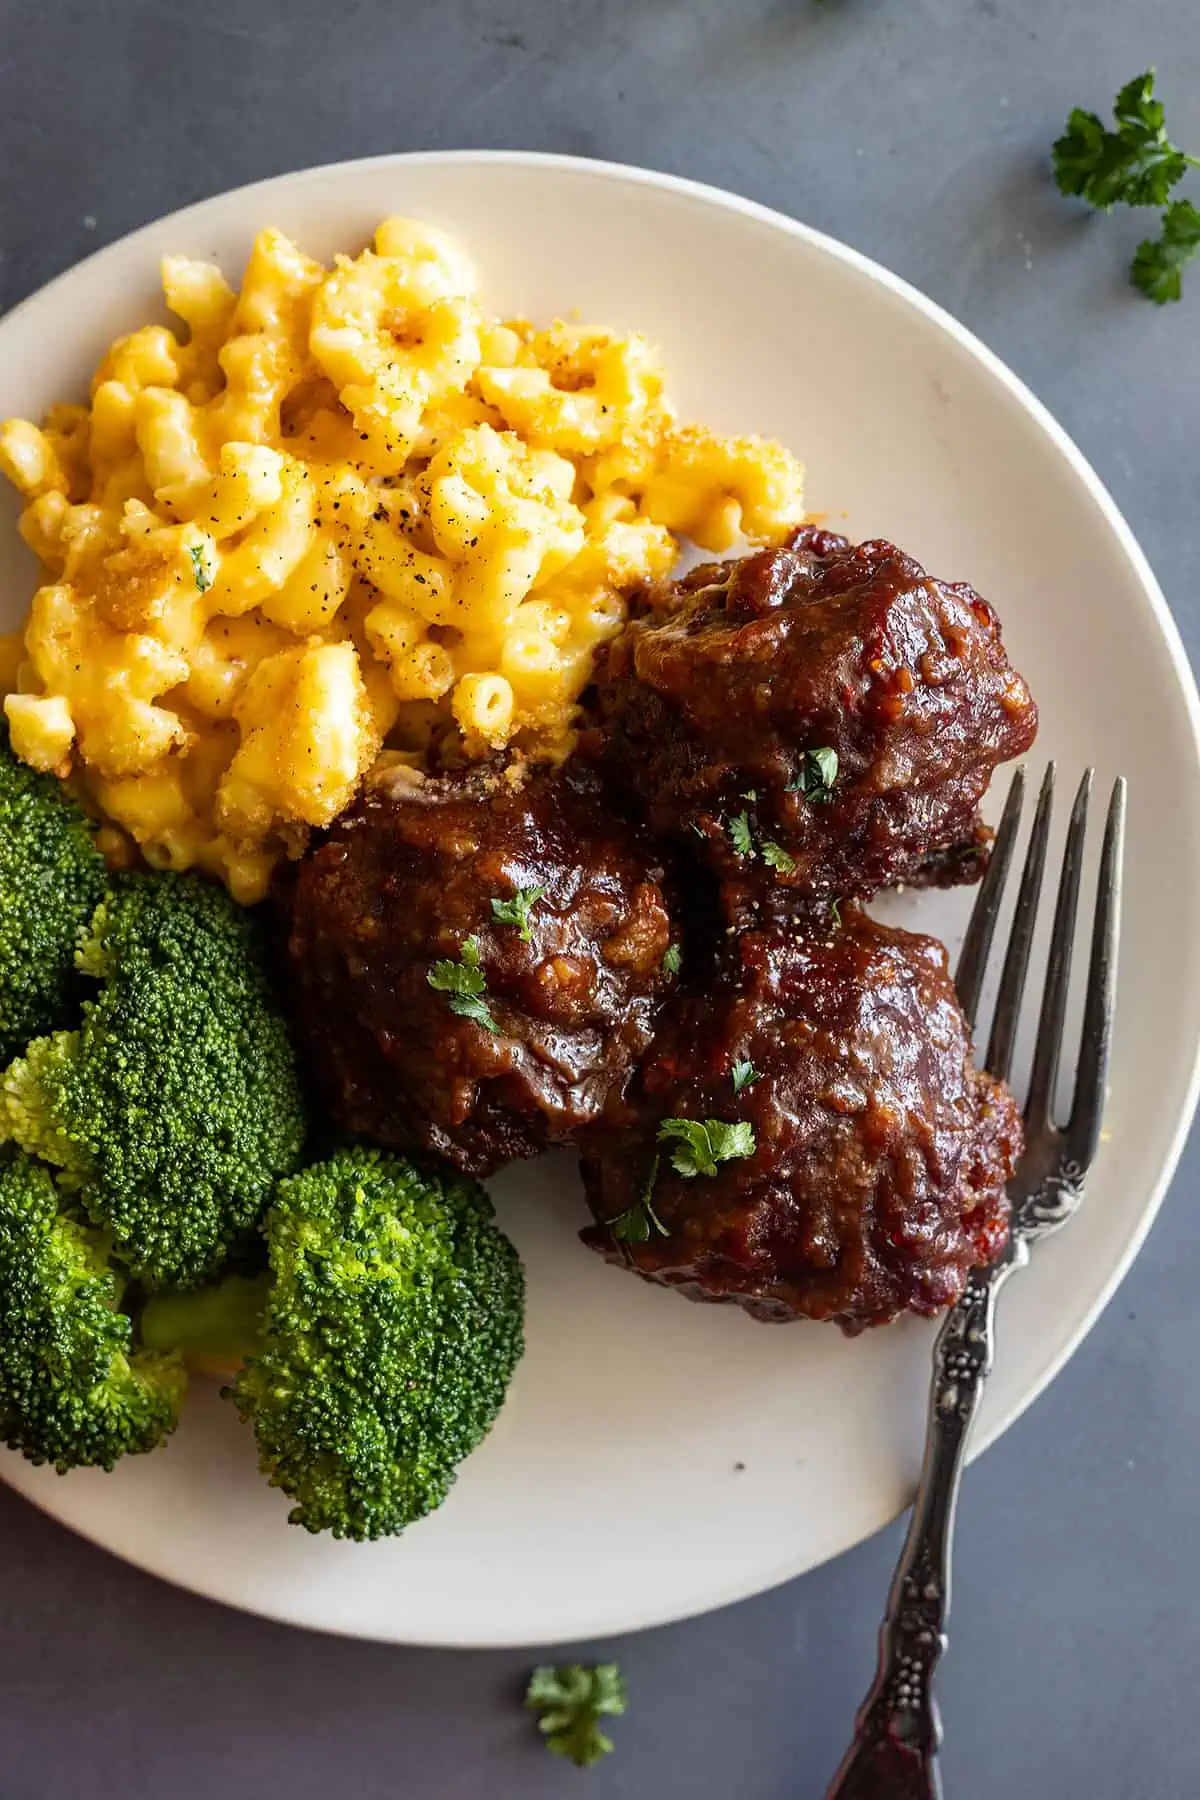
[{"xmin": 139, "ymin": 1273, "xmax": 270, "ymax": 1370}]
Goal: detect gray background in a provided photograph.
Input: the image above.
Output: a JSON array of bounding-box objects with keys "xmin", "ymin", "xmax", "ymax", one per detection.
[{"xmin": 1, "ymin": 1, "xmax": 1198, "ymax": 1795}]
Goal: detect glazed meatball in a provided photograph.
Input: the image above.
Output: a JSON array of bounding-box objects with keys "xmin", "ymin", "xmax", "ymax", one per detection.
[
  {"xmin": 579, "ymin": 910, "xmax": 1020, "ymax": 1332},
  {"xmin": 588, "ymin": 527, "xmax": 1037, "ymax": 911},
  {"xmin": 279, "ymin": 760, "xmax": 677, "ymax": 1177}
]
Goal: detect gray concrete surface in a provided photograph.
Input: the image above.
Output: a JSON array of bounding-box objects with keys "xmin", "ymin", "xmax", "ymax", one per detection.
[{"xmin": 1, "ymin": 2, "xmax": 1198, "ymax": 1795}]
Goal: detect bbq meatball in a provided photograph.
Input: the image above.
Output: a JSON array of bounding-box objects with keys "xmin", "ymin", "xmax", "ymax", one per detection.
[
  {"xmin": 579, "ymin": 909, "xmax": 1019, "ymax": 1332},
  {"xmin": 588, "ymin": 527, "xmax": 1037, "ymax": 911},
  {"xmin": 279, "ymin": 759, "xmax": 677, "ymax": 1176}
]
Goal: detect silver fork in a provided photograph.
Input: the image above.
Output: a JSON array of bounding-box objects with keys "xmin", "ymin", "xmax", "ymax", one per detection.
[{"xmin": 824, "ymin": 765, "xmax": 1127, "ymax": 1800}]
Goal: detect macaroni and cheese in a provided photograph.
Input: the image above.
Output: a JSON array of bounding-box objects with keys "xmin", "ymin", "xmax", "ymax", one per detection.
[{"xmin": 0, "ymin": 218, "xmax": 805, "ymax": 902}]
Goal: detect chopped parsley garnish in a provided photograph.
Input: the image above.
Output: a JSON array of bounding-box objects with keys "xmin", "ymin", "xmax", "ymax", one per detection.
[
  {"xmin": 609, "ymin": 1155, "xmax": 668, "ymax": 1243},
  {"xmin": 609, "ymin": 1199, "xmax": 666, "ymax": 1243},
  {"xmin": 658, "ymin": 1116, "xmax": 756, "ymax": 1178},
  {"xmin": 661, "ymin": 942, "xmax": 682, "ymax": 976},
  {"xmin": 730, "ymin": 1060, "xmax": 760, "ymax": 1095},
  {"xmin": 1053, "ymin": 72, "xmax": 1200, "ymax": 303},
  {"xmin": 525, "ymin": 1663, "xmax": 628, "ymax": 1769},
  {"xmin": 612, "ymin": 1119, "xmax": 757, "ymax": 1234},
  {"xmin": 727, "ymin": 808, "xmax": 799, "ymax": 876},
  {"xmin": 187, "ymin": 543, "xmax": 213, "ymax": 593},
  {"xmin": 830, "ymin": 898, "xmax": 843, "ymax": 931},
  {"xmin": 787, "ymin": 746, "xmax": 839, "ymax": 802},
  {"xmin": 727, "ymin": 811, "xmax": 755, "ymax": 858},
  {"xmin": 426, "ymin": 935, "xmax": 498, "ymax": 1032},
  {"xmin": 490, "ymin": 884, "xmax": 547, "ymax": 942}
]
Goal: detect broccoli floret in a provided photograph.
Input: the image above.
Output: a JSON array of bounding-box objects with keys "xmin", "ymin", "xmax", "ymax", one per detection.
[
  {"xmin": 0, "ymin": 1146, "xmax": 185, "ymax": 1471},
  {"xmin": 2, "ymin": 1032, "xmax": 90, "ymax": 1173},
  {"xmin": 140, "ymin": 1270, "xmax": 270, "ymax": 1375},
  {"xmin": 0, "ymin": 872, "xmax": 306, "ymax": 1290},
  {"xmin": 0, "ymin": 731, "xmax": 107, "ymax": 1063},
  {"xmin": 142, "ymin": 1148, "xmax": 525, "ymax": 1539}
]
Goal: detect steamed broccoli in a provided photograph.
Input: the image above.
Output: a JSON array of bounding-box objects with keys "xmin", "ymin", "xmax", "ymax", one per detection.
[
  {"xmin": 0, "ymin": 731, "xmax": 107, "ymax": 1063},
  {"xmin": 141, "ymin": 1147, "xmax": 525, "ymax": 1539},
  {"xmin": 0, "ymin": 1145, "xmax": 186, "ymax": 1471},
  {"xmin": 1, "ymin": 872, "xmax": 306, "ymax": 1290}
]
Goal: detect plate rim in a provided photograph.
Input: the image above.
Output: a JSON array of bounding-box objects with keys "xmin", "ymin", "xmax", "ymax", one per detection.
[{"xmin": 3, "ymin": 146, "xmax": 1199, "ymax": 1646}]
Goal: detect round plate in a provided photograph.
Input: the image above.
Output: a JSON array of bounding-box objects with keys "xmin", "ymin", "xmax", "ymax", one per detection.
[{"xmin": 3, "ymin": 152, "xmax": 1198, "ymax": 1648}]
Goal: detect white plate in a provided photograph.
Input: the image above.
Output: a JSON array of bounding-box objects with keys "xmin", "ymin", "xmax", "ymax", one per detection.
[{"xmin": 2, "ymin": 152, "xmax": 1199, "ymax": 1649}]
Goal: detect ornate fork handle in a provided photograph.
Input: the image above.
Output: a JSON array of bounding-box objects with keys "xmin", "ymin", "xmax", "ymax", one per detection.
[
  {"xmin": 824, "ymin": 761, "xmax": 1122, "ymax": 1797},
  {"xmin": 824, "ymin": 1239, "xmax": 1025, "ymax": 1800}
]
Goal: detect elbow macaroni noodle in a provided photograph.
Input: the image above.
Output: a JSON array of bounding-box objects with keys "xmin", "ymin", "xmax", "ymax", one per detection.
[{"xmin": 0, "ymin": 218, "xmax": 805, "ymax": 902}]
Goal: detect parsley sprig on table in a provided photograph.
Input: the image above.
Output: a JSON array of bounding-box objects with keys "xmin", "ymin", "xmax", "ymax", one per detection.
[
  {"xmin": 1053, "ymin": 71, "xmax": 1200, "ymax": 303},
  {"xmin": 1132, "ymin": 199, "xmax": 1200, "ymax": 305},
  {"xmin": 489, "ymin": 884, "xmax": 546, "ymax": 942},
  {"xmin": 426, "ymin": 936, "xmax": 498, "ymax": 1032},
  {"xmin": 525, "ymin": 1663, "xmax": 628, "ymax": 1768}
]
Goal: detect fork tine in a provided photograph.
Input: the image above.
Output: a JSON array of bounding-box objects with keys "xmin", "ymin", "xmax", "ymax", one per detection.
[
  {"xmin": 1067, "ymin": 778, "xmax": 1126, "ymax": 1168},
  {"xmin": 955, "ymin": 766, "xmax": 1026, "ymax": 1031},
  {"xmin": 985, "ymin": 764, "xmax": 1056, "ymax": 1083},
  {"xmin": 1024, "ymin": 770, "xmax": 1094, "ymax": 1132}
]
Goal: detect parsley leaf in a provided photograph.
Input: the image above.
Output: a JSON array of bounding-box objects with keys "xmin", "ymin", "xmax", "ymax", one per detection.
[
  {"xmin": 728, "ymin": 811, "xmax": 800, "ymax": 874},
  {"xmin": 187, "ymin": 543, "xmax": 213, "ymax": 593},
  {"xmin": 661, "ymin": 942, "xmax": 682, "ymax": 976},
  {"xmin": 787, "ymin": 746, "xmax": 839, "ymax": 802},
  {"xmin": 448, "ymin": 991, "xmax": 499, "ymax": 1030},
  {"xmin": 609, "ymin": 1203, "xmax": 662, "ymax": 1243},
  {"xmin": 1132, "ymin": 197, "xmax": 1200, "ymax": 303},
  {"xmin": 426, "ymin": 935, "xmax": 499, "ymax": 1033},
  {"xmin": 1053, "ymin": 72, "xmax": 1198, "ymax": 211},
  {"xmin": 658, "ymin": 1116, "xmax": 757, "ymax": 1178},
  {"xmin": 1052, "ymin": 107, "xmax": 1110, "ymax": 198},
  {"xmin": 609, "ymin": 1155, "xmax": 668, "ymax": 1243},
  {"xmin": 490, "ymin": 884, "xmax": 547, "ymax": 942},
  {"xmin": 727, "ymin": 811, "xmax": 755, "ymax": 858},
  {"xmin": 731, "ymin": 1060, "xmax": 760, "ymax": 1094},
  {"xmin": 526, "ymin": 1664, "xmax": 628, "ymax": 1769}
]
